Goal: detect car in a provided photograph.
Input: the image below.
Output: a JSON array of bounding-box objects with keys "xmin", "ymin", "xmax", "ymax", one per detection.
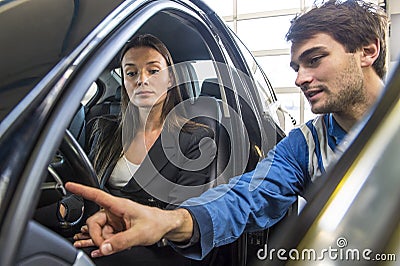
[
  {"xmin": 2, "ymin": 1, "xmax": 398, "ymax": 265},
  {"xmin": 0, "ymin": 0, "xmax": 286, "ymax": 265}
]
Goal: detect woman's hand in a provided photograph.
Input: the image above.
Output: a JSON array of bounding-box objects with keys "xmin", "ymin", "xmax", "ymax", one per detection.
[
  {"xmin": 74, "ymin": 221, "xmax": 116, "ymax": 249},
  {"xmin": 73, "ymin": 225, "xmax": 94, "ymax": 248}
]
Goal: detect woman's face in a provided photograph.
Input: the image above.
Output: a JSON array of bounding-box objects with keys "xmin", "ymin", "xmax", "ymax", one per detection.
[{"xmin": 122, "ymin": 46, "xmax": 171, "ymax": 109}]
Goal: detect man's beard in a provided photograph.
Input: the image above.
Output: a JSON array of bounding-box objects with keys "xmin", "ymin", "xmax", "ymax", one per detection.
[{"xmin": 312, "ymin": 56, "xmax": 365, "ymax": 114}]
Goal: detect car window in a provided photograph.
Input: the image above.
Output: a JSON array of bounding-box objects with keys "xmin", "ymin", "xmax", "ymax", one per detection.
[
  {"xmin": 229, "ymin": 30, "xmax": 290, "ymax": 130},
  {"xmin": 81, "ymin": 82, "xmax": 98, "ymax": 106},
  {"xmin": 190, "ymin": 60, "xmax": 218, "ymax": 92}
]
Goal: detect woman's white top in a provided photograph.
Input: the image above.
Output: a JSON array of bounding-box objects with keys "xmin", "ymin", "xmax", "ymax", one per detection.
[{"xmin": 108, "ymin": 155, "xmax": 140, "ymax": 188}]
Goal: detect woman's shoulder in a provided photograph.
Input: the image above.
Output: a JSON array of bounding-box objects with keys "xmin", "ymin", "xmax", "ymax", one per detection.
[
  {"xmin": 90, "ymin": 115, "xmax": 119, "ymax": 130},
  {"xmin": 181, "ymin": 122, "xmax": 214, "ymax": 138},
  {"xmin": 93, "ymin": 114, "xmax": 119, "ymax": 124},
  {"xmin": 88, "ymin": 115, "xmax": 120, "ymax": 143}
]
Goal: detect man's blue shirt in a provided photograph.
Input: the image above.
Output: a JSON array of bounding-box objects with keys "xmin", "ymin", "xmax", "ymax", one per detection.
[{"xmin": 174, "ymin": 113, "xmax": 347, "ymax": 260}]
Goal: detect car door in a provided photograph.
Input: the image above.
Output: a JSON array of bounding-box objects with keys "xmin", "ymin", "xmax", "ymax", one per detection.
[
  {"xmin": 0, "ymin": 0, "xmax": 134, "ymax": 265},
  {"xmin": 0, "ymin": 0, "xmax": 285, "ymax": 265}
]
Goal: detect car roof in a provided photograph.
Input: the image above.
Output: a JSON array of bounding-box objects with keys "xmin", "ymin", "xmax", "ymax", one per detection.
[
  {"xmin": 0, "ymin": 0, "xmax": 213, "ymax": 122},
  {"xmin": 0, "ymin": 0, "xmax": 125, "ymax": 120},
  {"xmin": 106, "ymin": 10, "xmax": 212, "ymax": 70}
]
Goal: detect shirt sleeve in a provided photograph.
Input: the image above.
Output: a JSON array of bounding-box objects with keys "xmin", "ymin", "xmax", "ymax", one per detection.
[
  {"xmin": 169, "ymin": 208, "xmax": 200, "ymax": 248},
  {"xmin": 172, "ymin": 128, "xmax": 310, "ymax": 260}
]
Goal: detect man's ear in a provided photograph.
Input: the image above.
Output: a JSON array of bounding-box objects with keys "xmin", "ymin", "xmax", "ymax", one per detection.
[{"xmin": 361, "ymin": 38, "xmax": 380, "ymax": 67}]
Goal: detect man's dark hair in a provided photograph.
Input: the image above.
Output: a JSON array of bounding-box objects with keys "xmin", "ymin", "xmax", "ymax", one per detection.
[{"xmin": 286, "ymin": 0, "xmax": 388, "ymax": 78}]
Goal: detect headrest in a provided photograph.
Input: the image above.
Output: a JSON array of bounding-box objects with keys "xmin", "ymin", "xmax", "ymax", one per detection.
[
  {"xmin": 114, "ymin": 85, "xmax": 122, "ymax": 101},
  {"xmin": 200, "ymin": 78, "xmax": 221, "ymax": 99}
]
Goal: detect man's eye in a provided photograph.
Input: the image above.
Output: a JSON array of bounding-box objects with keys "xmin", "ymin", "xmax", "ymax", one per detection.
[
  {"xmin": 309, "ymin": 56, "xmax": 323, "ymax": 66},
  {"xmin": 291, "ymin": 66, "xmax": 299, "ymax": 73}
]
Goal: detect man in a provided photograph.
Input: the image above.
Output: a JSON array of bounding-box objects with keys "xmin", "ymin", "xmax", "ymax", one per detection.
[{"xmin": 66, "ymin": 0, "xmax": 388, "ymax": 260}]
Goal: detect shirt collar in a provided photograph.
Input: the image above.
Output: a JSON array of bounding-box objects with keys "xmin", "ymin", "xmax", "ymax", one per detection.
[{"xmin": 327, "ymin": 113, "xmax": 347, "ymax": 145}]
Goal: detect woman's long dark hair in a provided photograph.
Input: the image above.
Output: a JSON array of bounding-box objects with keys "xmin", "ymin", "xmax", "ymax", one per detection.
[{"xmin": 89, "ymin": 34, "xmax": 196, "ymax": 182}]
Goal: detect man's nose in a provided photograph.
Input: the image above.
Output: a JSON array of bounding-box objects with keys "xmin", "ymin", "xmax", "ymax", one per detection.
[{"xmin": 295, "ymin": 68, "xmax": 313, "ymax": 89}]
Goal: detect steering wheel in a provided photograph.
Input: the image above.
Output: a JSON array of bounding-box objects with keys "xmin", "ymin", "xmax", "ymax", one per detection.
[
  {"xmin": 58, "ymin": 129, "xmax": 99, "ymax": 187},
  {"xmin": 43, "ymin": 129, "xmax": 100, "ymax": 234}
]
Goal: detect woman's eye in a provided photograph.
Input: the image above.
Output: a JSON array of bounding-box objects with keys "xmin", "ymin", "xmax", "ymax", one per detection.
[
  {"xmin": 149, "ymin": 69, "xmax": 160, "ymax": 75},
  {"xmin": 126, "ymin": 71, "xmax": 137, "ymax": 77}
]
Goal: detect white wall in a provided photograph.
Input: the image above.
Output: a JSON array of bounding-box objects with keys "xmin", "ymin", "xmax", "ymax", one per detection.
[
  {"xmin": 388, "ymin": 0, "xmax": 400, "ymax": 76},
  {"xmin": 388, "ymin": 0, "xmax": 400, "ymax": 13}
]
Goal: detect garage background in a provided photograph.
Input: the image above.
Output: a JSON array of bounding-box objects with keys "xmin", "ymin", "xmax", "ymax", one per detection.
[{"xmin": 203, "ymin": 0, "xmax": 399, "ymax": 133}]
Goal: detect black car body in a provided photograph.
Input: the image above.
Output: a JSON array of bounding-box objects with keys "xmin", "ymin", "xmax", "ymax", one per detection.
[
  {"xmin": 1, "ymin": 0, "xmax": 398, "ymax": 265},
  {"xmin": 0, "ymin": 0, "xmax": 285, "ymax": 265}
]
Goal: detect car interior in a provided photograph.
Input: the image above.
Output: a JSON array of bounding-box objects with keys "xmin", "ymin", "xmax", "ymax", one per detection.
[
  {"xmin": 5, "ymin": 1, "xmax": 397, "ymax": 265},
  {"xmin": 26, "ymin": 7, "xmax": 281, "ymax": 266}
]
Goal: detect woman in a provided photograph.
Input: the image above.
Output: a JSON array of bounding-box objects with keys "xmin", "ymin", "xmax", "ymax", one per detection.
[
  {"xmin": 61, "ymin": 34, "xmax": 216, "ymax": 265},
  {"xmin": 84, "ymin": 34, "xmax": 216, "ymax": 209}
]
